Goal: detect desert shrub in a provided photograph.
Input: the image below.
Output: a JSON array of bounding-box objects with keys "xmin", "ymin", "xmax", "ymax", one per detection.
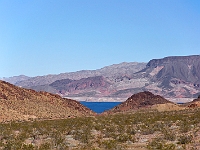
[
  {"xmin": 126, "ymin": 128, "xmax": 136, "ymax": 135},
  {"xmin": 147, "ymin": 138, "xmax": 164, "ymax": 150},
  {"xmin": 163, "ymin": 143, "xmax": 176, "ymax": 150},
  {"xmin": 1, "ymin": 107, "xmax": 200, "ymax": 149},
  {"xmin": 21, "ymin": 144, "xmax": 35, "ymax": 150},
  {"xmin": 152, "ymin": 121, "xmax": 165, "ymax": 131},
  {"xmin": 139, "ymin": 124, "xmax": 156, "ymax": 135},
  {"xmin": 38, "ymin": 142, "xmax": 51, "ymax": 150},
  {"xmin": 3, "ymin": 140, "xmax": 25, "ymax": 150},
  {"xmin": 53, "ymin": 133, "xmax": 65, "ymax": 148},
  {"xmin": 73, "ymin": 130, "xmax": 92, "ymax": 144},
  {"xmin": 116, "ymin": 134, "xmax": 135, "ymax": 143},
  {"xmin": 73, "ymin": 145, "xmax": 100, "ymax": 150},
  {"xmin": 163, "ymin": 130, "xmax": 176, "ymax": 141},
  {"xmin": 147, "ymin": 138, "xmax": 176, "ymax": 150},
  {"xmin": 180, "ymin": 121, "xmax": 191, "ymax": 133},
  {"xmin": 178, "ymin": 135, "xmax": 193, "ymax": 144},
  {"xmin": 100, "ymin": 139, "xmax": 124, "ymax": 150}
]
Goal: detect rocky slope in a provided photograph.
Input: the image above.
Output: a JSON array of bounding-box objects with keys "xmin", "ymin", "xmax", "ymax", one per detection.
[
  {"xmin": 14, "ymin": 62, "xmax": 146, "ymax": 87},
  {"xmin": 0, "ymin": 80, "xmax": 95, "ymax": 122},
  {"xmin": 135, "ymin": 55, "xmax": 200, "ymax": 99},
  {"xmin": 50, "ymin": 76, "xmax": 111, "ymax": 96},
  {"xmin": 103, "ymin": 91, "xmax": 180, "ymax": 114},
  {"xmin": 186, "ymin": 95, "xmax": 200, "ymax": 108},
  {"xmin": 29, "ymin": 76, "xmax": 113, "ymax": 98},
  {"xmin": 2, "ymin": 75, "xmax": 30, "ymax": 84},
  {"xmin": 4, "ymin": 55, "xmax": 200, "ymax": 101},
  {"xmin": 104, "ymin": 91, "xmax": 200, "ymax": 114},
  {"xmin": 139, "ymin": 55, "xmax": 200, "ymax": 84}
]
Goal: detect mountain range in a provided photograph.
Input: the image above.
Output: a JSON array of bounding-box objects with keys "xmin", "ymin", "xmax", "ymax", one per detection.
[
  {"xmin": 3, "ymin": 55, "xmax": 200, "ymax": 102},
  {"xmin": 1, "ymin": 78, "xmax": 200, "ymax": 122}
]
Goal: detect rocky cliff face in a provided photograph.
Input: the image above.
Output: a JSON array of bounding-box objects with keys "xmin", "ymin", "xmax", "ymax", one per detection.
[
  {"xmin": 13, "ymin": 62, "xmax": 146, "ymax": 99},
  {"xmin": 143, "ymin": 55, "xmax": 200, "ymax": 84},
  {"xmin": 29, "ymin": 76, "xmax": 112, "ymax": 97},
  {"xmin": 15, "ymin": 62, "xmax": 146, "ymax": 87},
  {"xmin": 4, "ymin": 55, "xmax": 200, "ymax": 101},
  {"xmin": 0, "ymin": 80, "xmax": 95, "ymax": 122},
  {"xmin": 135, "ymin": 55, "xmax": 200, "ymax": 98},
  {"xmin": 50, "ymin": 76, "xmax": 110, "ymax": 92}
]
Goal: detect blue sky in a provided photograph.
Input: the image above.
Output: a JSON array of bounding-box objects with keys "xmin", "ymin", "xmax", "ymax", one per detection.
[{"xmin": 1, "ymin": 0, "xmax": 200, "ymax": 77}]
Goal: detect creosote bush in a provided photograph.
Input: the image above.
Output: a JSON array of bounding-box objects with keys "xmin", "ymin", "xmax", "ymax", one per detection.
[
  {"xmin": 178, "ymin": 134, "xmax": 193, "ymax": 144},
  {"xmin": 0, "ymin": 108, "xmax": 200, "ymax": 149}
]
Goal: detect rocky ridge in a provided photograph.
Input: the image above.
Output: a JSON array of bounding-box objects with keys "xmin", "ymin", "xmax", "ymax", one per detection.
[
  {"xmin": 2, "ymin": 75, "xmax": 30, "ymax": 84},
  {"xmin": 14, "ymin": 62, "xmax": 146, "ymax": 87},
  {"xmin": 137, "ymin": 55, "xmax": 200, "ymax": 99},
  {"xmin": 4, "ymin": 55, "xmax": 200, "ymax": 102},
  {"xmin": 0, "ymin": 80, "xmax": 95, "ymax": 122}
]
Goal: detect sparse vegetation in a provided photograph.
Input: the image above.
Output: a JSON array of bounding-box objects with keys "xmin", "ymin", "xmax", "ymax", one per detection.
[{"xmin": 0, "ymin": 108, "xmax": 200, "ymax": 149}]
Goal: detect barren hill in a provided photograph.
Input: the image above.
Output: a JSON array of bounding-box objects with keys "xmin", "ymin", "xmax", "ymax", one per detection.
[
  {"xmin": 186, "ymin": 95, "xmax": 200, "ymax": 108},
  {"xmin": 0, "ymin": 80, "xmax": 95, "ymax": 122},
  {"xmin": 103, "ymin": 91, "xmax": 180, "ymax": 114}
]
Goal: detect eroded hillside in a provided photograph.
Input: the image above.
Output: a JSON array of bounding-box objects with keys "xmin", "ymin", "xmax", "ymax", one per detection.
[
  {"xmin": 3, "ymin": 55, "xmax": 200, "ymax": 102},
  {"xmin": 0, "ymin": 80, "xmax": 95, "ymax": 122}
]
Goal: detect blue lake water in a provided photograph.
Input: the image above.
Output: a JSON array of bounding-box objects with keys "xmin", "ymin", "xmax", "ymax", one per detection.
[{"xmin": 80, "ymin": 102, "xmax": 121, "ymax": 113}]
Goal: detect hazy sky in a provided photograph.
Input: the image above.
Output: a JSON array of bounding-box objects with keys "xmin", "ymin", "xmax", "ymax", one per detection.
[{"xmin": 1, "ymin": 0, "xmax": 200, "ymax": 77}]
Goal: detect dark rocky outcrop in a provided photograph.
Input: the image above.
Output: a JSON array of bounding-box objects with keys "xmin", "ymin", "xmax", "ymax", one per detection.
[
  {"xmin": 52, "ymin": 76, "xmax": 110, "ymax": 92},
  {"xmin": 30, "ymin": 76, "xmax": 111, "ymax": 97},
  {"xmin": 141, "ymin": 55, "xmax": 200, "ymax": 84},
  {"xmin": 186, "ymin": 96, "xmax": 200, "ymax": 108},
  {"xmin": 104, "ymin": 91, "xmax": 172, "ymax": 113}
]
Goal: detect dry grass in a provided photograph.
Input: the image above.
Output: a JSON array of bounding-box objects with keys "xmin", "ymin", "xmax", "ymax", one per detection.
[{"xmin": 0, "ymin": 108, "xmax": 200, "ymax": 149}]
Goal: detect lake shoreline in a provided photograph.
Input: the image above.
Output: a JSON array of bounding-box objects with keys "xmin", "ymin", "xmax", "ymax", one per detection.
[
  {"xmin": 64, "ymin": 96, "xmax": 127, "ymax": 102},
  {"xmin": 64, "ymin": 96, "xmax": 194, "ymax": 103},
  {"xmin": 80, "ymin": 101, "xmax": 121, "ymax": 113}
]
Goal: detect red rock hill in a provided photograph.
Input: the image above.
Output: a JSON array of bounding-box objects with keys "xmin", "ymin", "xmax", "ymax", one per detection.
[
  {"xmin": 0, "ymin": 80, "xmax": 95, "ymax": 122},
  {"xmin": 104, "ymin": 91, "xmax": 172, "ymax": 113}
]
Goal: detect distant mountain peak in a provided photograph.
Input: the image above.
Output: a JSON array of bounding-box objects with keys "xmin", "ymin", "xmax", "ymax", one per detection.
[
  {"xmin": 2, "ymin": 75, "xmax": 31, "ymax": 84},
  {"xmin": 145, "ymin": 55, "xmax": 200, "ymax": 83}
]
